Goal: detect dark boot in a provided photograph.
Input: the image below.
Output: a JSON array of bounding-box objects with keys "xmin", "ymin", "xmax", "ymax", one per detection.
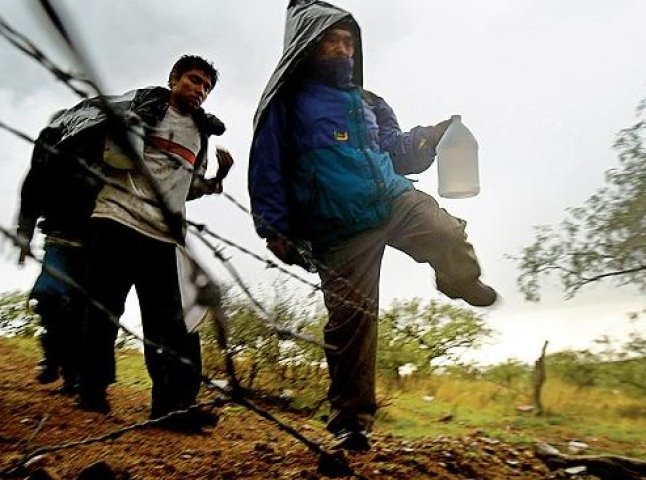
[
  {"xmin": 77, "ymin": 385, "xmax": 110, "ymax": 414},
  {"xmin": 36, "ymin": 361, "xmax": 59, "ymax": 384}
]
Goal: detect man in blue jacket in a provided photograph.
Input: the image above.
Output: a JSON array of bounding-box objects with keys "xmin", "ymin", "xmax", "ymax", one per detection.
[{"xmin": 249, "ymin": 0, "xmax": 496, "ymax": 450}]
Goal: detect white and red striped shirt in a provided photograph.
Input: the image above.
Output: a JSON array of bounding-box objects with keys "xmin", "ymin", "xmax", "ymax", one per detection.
[{"xmin": 93, "ymin": 106, "xmax": 203, "ymax": 243}]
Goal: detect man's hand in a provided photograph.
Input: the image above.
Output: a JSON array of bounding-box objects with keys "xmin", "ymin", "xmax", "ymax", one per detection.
[
  {"xmin": 417, "ymin": 119, "xmax": 452, "ymax": 149},
  {"xmin": 266, "ymin": 238, "xmax": 295, "ymax": 265},
  {"xmin": 205, "ymin": 147, "xmax": 234, "ymax": 194},
  {"xmin": 432, "ymin": 119, "xmax": 452, "ymax": 142}
]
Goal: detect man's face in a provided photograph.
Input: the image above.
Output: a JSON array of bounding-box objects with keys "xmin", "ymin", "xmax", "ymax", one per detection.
[
  {"xmin": 169, "ymin": 68, "xmax": 213, "ymax": 113},
  {"xmin": 314, "ymin": 28, "xmax": 355, "ymax": 61}
]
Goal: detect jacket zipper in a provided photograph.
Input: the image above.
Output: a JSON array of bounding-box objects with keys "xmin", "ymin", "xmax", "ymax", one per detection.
[{"xmin": 350, "ymin": 89, "xmax": 385, "ymax": 218}]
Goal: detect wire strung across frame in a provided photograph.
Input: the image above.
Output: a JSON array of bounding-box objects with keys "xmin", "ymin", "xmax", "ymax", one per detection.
[{"xmin": 0, "ymin": 7, "xmax": 366, "ymax": 477}]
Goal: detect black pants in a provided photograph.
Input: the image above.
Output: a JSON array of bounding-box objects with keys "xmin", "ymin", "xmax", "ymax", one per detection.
[{"xmin": 81, "ymin": 219, "xmax": 201, "ymax": 415}]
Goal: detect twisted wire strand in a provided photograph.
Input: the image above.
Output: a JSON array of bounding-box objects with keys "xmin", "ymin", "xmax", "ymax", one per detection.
[{"xmin": 0, "ymin": 14, "xmax": 94, "ymax": 98}]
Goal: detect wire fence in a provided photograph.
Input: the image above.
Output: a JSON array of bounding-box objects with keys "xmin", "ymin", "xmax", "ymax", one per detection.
[{"xmin": 0, "ymin": 3, "xmax": 376, "ymax": 477}]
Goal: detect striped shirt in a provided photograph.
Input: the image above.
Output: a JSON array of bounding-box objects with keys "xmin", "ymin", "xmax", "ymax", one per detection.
[{"xmin": 93, "ymin": 106, "xmax": 203, "ymax": 243}]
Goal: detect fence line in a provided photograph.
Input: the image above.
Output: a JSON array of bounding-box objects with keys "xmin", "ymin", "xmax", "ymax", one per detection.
[{"xmin": 0, "ymin": 4, "xmax": 365, "ymax": 476}]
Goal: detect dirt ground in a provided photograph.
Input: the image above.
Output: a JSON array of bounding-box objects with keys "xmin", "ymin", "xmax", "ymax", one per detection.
[{"xmin": 0, "ymin": 340, "xmax": 596, "ymax": 479}]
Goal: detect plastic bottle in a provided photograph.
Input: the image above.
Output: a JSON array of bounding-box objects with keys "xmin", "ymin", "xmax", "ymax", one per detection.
[{"xmin": 436, "ymin": 115, "xmax": 480, "ymax": 198}]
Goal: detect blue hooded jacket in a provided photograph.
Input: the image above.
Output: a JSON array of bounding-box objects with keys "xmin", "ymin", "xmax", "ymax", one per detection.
[{"xmin": 249, "ymin": 0, "xmax": 436, "ymax": 246}]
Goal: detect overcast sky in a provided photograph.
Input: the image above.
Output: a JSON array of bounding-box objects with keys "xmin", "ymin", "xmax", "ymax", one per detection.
[{"xmin": 1, "ymin": 0, "xmax": 644, "ymax": 363}]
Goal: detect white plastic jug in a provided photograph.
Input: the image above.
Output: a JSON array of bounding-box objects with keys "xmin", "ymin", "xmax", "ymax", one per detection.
[{"xmin": 436, "ymin": 115, "xmax": 480, "ymax": 198}]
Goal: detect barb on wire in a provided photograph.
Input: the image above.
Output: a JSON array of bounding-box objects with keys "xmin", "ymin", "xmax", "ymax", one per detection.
[
  {"xmin": 189, "ymin": 220, "xmax": 320, "ymax": 290},
  {"xmin": 14, "ymin": 415, "xmax": 48, "ymax": 451},
  {"xmin": 0, "ymin": 14, "xmax": 94, "ymax": 98},
  {"xmin": 189, "ymin": 230, "xmax": 328, "ymax": 349}
]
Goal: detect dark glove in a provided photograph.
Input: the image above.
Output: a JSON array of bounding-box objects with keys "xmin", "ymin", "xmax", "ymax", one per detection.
[
  {"xmin": 267, "ymin": 238, "xmax": 295, "ymax": 265},
  {"xmin": 266, "ymin": 238, "xmax": 316, "ymax": 272},
  {"xmin": 417, "ymin": 119, "xmax": 452, "ymax": 149}
]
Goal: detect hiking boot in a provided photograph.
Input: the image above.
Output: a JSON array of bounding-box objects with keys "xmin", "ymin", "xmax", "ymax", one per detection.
[
  {"xmin": 152, "ymin": 414, "xmax": 204, "ymax": 434},
  {"xmin": 150, "ymin": 406, "xmax": 219, "ymax": 434},
  {"xmin": 36, "ymin": 364, "xmax": 59, "ymax": 384},
  {"xmin": 187, "ymin": 406, "xmax": 219, "ymax": 427},
  {"xmin": 77, "ymin": 388, "xmax": 110, "ymax": 414},
  {"xmin": 438, "ymin": 279, "xmax": 498, "ymax": 307},
  {"xmin": 56, "ymin": 380, "xmax": 80, "ymax": 396},
  {"xmin": 332, "ymin": 428, "xmax": 371, "ymax": 452}
]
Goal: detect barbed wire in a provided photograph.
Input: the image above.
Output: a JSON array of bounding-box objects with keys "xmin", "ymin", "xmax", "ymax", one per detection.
[
  {"xmin": 0, "ymin": 0, "xmax": 378, "ymax": 387},
  {"xmin": 0, "ymin": 4, "xmax": 366, "ymax": 476},
  {"xmin": 0, "ymin": 0, "xmax": 368, "ymax": 344},
  {"xmin": 188, "ymin": 230, "xmax": 327, "ymax": 347},
  {"xmin": 0, "ymin": 14, "xmax": 95, "ymax": 99},
  {"xmin": 188, "ymin": 221, "xmax": 383, "ymax": 322},
  {"xmin": 0, "ymin": 0, "xmax": 377, "ymax": 374},
  {"xmin": 221, "ymin": 191, "xmax": 380, "ymax": 311}
]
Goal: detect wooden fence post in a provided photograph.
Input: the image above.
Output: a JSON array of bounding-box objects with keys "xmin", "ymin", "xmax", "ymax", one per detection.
[{"xmin": 533, "ymin": 340, "xmax": 549, "ymax": 416}]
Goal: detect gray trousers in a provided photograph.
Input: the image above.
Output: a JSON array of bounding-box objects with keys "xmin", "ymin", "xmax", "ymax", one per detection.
[{"xmin": 316, "ymin": 190, "xmax": 481, "ymax": 433}]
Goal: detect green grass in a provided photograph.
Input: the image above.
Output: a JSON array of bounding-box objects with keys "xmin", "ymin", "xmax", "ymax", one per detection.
[
  {"xmin": 377, "ymin": 377, "xmax": 646, "ymax": 457},
  {"xmin": 2, "ymin": 335, "xmax": 40, "ymax": 357},
  {"xmin": 2, "ymin": 335, "xmax": 151, "ymax": 388},
  {"xmin": 115, "ymin": 349, "xmax": 152, "ymax": 388},
  {"xmin": 5, "ymin": 336, "xmax": 645, "ymax": 457}
]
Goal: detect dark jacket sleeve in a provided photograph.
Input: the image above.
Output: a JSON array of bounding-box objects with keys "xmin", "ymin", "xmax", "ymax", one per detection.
[
  {"xmin": 364, "ymin": 90, "xmax": 436, "ymax": 175},
  {"xmin": 17, "ymin": 167, "xmax": 41, "ymax": 243},
  {"xmin": 16, "ymin": 128, "xmax": 58, "ymax": 242},
  {"xmin": 248, "ymin": 99, "xmax": 292, "ymax": 239}
]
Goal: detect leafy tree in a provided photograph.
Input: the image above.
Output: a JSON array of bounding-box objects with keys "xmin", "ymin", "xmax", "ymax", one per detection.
[
  {"xmin": 0, "ymin": 290, "xmax": 40, "ymax": 337},
  {"xmin": 546, "ymin": 349, "xmax": 601, "ymax": 389},
  {"xmin": 515, "ymin": 99, "xmax": 646, "ymax": 301},
  {"xmin": 542, "ymin": 322, "xmax": 646, "ymax": 395},
  {"xmin": 592, "ymin": 325, "xmax": 646, "ymax": 394},
  {"xmin": 377, "ymin": 298, "xmax": 493, "ymax": 378},
  {"xmin": 513, "ymin": 99, "xmax": 646, "ymax": 401},
  {"xmin": 200, "ymin": 285, "xmax": 327, "ymax": 400}
]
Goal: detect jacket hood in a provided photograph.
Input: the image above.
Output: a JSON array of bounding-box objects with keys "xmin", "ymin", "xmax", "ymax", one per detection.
[{"xmin": 252, "ymin": 0, "xmax": 363, "ymax": 130}]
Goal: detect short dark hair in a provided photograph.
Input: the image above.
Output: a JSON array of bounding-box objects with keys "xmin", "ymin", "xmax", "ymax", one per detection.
[{"xmin": 168, "ymin": 55, "xmax": 218, "ymax": 91}]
